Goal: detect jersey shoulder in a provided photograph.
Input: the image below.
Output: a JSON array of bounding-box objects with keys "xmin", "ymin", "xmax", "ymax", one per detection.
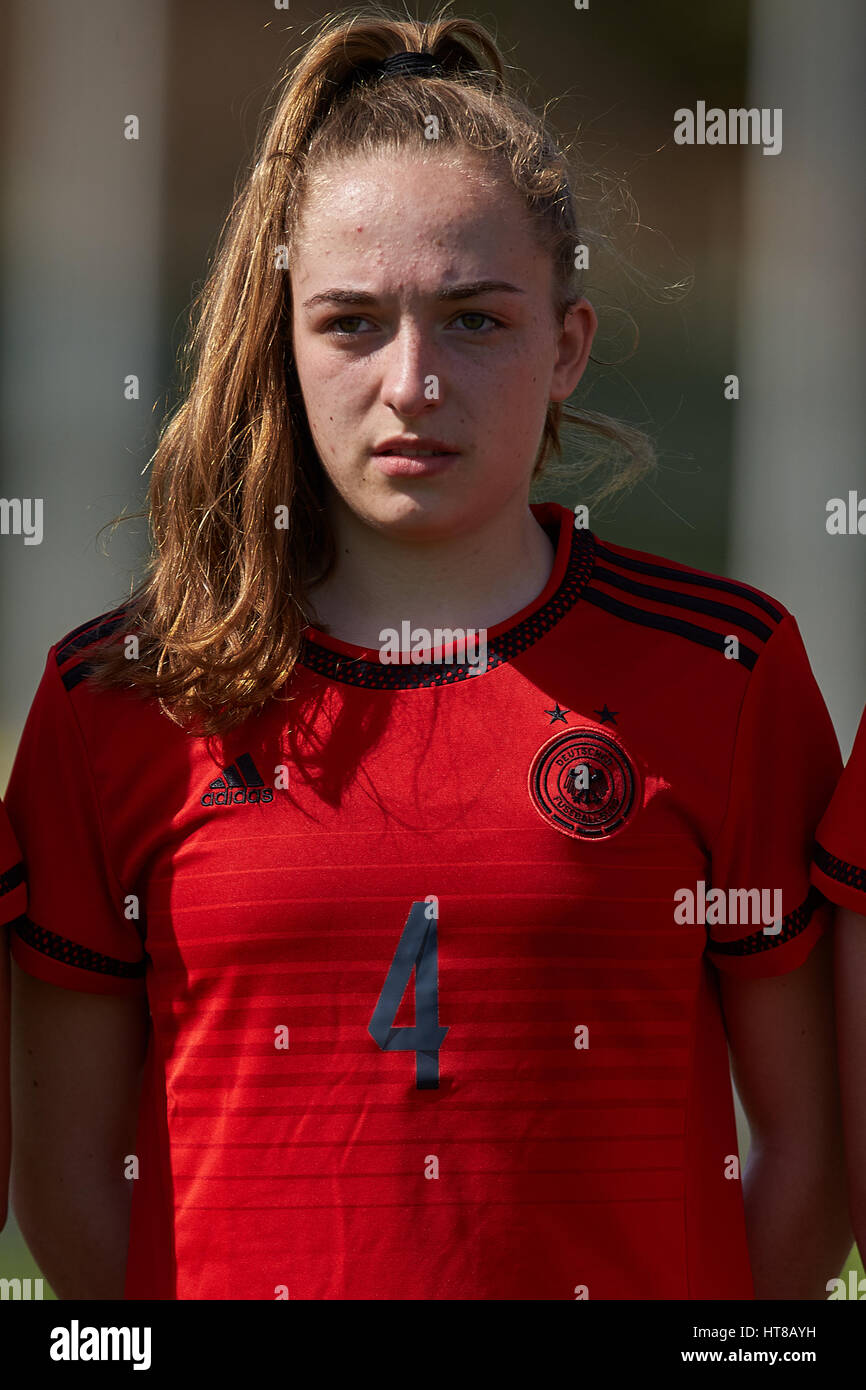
[
  {"xmin": 49, "ymin": 602, "xmax": 137, "ymax": 695},
  {"xmin": 584, "ymin": 531, "xmax": 793, "ymax": 671}
]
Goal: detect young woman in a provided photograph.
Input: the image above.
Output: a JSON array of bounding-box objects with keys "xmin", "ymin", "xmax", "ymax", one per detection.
[
  {"xmin": 812, "ymin": 705, "xmax": 866, "ymax": 1271},
  {"xmin": 4, "ymin": 9, "xmax": 851, "ymax": 1300}
]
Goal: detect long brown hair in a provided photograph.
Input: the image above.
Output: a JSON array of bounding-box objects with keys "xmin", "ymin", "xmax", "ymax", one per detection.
[{"xmin": 90, "ymin": 4, "xmax": 660, "ymax": 734}]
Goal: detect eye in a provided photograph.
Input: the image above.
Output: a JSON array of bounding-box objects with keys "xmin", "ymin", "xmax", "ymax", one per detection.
[
  {"xmin": 451, "ymin": 311, "xmax": 500, "ymax": 332},
  {"xmin": 325, "ymin": 315, "xmax": 373, "ymax": 336}
]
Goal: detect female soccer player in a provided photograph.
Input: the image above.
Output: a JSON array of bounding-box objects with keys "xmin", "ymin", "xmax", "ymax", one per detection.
[
  {"xmin": 812, "ymin": 705, "xmax": 866, "ymax": 1267},
  {"xmin": 4, "ymin": 9, "xmax": 852, "ymax": 1299}
]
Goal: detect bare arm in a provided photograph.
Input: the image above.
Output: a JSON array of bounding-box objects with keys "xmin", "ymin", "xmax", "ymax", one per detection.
[
  {"xmin": 834, "ymin": 908, "xmax": 866, "ymax": 1260},
  {"xmin": 10, "ymin": 960, "xmax": 150, "ymax": 1299},
  {"xmin": 719, "ymin": 928, "xmax": 852, "ymax": 1298}
]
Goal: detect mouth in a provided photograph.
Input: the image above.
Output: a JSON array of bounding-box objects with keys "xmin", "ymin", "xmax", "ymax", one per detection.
[{"xmin": 372, "ymin": 442, "xmax": 460, "ymax": 476}]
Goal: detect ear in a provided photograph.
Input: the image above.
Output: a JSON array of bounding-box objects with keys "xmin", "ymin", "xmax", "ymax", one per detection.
[{"xmin": 549, "ymin": 298, "xmax": 598, "ymax": 403}]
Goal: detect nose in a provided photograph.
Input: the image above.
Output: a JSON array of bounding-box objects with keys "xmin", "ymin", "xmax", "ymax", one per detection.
[{"xmin": 380, "ymin": 320, "xmax": 441, "ymax": 417}]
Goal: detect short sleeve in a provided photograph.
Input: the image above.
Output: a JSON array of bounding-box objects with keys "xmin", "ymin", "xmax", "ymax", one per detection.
[
  {"xmin": 3, "ymin": 649, "xmax": 146, "ymax": 995},
  {"xmin": 811, "ymin": 702, "xmax": 866, "ymax": 914},
  {"xmin": 0, "ymin": 798, "xmax": 26, "ymax": 926},
  {"xmin": 707, "ymin": 612, "xmax": 841, "ymax": 978}
]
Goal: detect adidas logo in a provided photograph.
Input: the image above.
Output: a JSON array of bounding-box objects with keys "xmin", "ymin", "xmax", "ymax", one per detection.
[{"xmin": 201, "ymin": 753, "xmax": 275, "ymax": 807}]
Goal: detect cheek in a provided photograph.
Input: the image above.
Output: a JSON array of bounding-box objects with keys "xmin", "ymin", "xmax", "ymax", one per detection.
[
  {"xmin": 293, "ymin": 342, "xmax": 343, "ymax": 427},
  {"xmin": 292, "ymin": 329, "xmax": 323, "ymax": 386},
  {"xmin": 480, "ymin": 351, "xmax": 548, "ymax": 420},
  {"xmin": 297, "ymin": 337, "xmax": 361, "ymax": 402}
]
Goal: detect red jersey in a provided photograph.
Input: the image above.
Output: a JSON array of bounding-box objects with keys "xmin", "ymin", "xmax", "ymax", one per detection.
[
  {"xmin": 3, "ymin": 502, "xmax": 840, "ymax": 1300},
  {"xmin": 0, "ymin": 799, "xmax": 25, "ymax": 929},
  {"xmin": 812, "ymin": 703, "xmax": 866, "ymax": 914},
  {"xmin": 0, "ymin": 796, "xmax": 27, "ymax": 1223}
]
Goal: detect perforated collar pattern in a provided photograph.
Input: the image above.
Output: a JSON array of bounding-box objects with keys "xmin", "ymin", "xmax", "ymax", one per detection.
[{"xmin": 298, "ymin": 523, "xmax": 595, "ymax": 689}]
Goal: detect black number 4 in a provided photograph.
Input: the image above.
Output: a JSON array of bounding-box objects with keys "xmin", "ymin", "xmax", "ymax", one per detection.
[{"xmin": 368, "ymin": 900, "xmax": 449, "ymax": 1089}]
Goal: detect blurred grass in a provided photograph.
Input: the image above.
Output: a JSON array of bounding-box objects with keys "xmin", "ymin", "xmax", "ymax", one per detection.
[{"xmin": 0, "ymin": 1215, "xmax": 55, "ymax": 1298}]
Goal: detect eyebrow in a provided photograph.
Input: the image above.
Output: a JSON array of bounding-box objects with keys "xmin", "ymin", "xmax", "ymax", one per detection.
[{"xmin": 301, "ymin": 280, "xmax": 526, "ymax": 309}]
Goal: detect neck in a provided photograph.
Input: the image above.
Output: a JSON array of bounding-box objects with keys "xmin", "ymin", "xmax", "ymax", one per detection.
[{"xmin": 305, "ymin": 493, "xmax": 557, "ymax": 649}]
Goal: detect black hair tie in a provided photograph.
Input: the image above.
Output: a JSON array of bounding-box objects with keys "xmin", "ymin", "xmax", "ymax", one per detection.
[{"xmin": 377, "ymin": 50, "xmax": 444, "ymax": 79}]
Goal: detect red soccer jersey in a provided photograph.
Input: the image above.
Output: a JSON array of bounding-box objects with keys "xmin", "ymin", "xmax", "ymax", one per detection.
[
  {"xmin": 812, "ymin": 703, "xmax": 866, "ymax": 914},
  {"xmin": 0, "ymin": 796, "xmax": 25, "ymax": 929},
  {"xmin": 3, "ymin": 502, "xmax": 840, "ymax": 1300},
  {"xmin": 0, "ymin": 796, "xmax": 27, "ymax": 1225}
]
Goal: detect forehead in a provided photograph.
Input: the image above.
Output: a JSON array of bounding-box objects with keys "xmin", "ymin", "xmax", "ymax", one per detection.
[{"xmin": 292, "ymin": 150, "xmax": 539, "ymax": 277}]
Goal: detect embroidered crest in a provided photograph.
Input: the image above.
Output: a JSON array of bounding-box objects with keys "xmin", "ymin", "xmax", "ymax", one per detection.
[{"xmin": 528, "ymin": 727, "xmax": 640, "ymax": 840}]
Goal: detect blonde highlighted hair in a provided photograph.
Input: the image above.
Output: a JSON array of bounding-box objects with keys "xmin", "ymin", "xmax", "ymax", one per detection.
[{"xmin": 91, "ymin": 4, "xmax": 659, "ymax": 733}]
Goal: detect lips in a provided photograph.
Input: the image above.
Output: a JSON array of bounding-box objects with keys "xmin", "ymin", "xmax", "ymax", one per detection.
[
  {"xmin": 371, "ymin": 441, "xmax": 459, "ymax": 478},
  {"xmin": 373, "ymin": 437, "xmax": 457, "ymax": 456}
]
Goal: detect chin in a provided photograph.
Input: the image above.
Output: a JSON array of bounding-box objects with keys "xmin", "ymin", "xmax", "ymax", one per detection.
[{"xmin": 366, "ymin": 495, "xmax": 462, "ymax": 535}]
